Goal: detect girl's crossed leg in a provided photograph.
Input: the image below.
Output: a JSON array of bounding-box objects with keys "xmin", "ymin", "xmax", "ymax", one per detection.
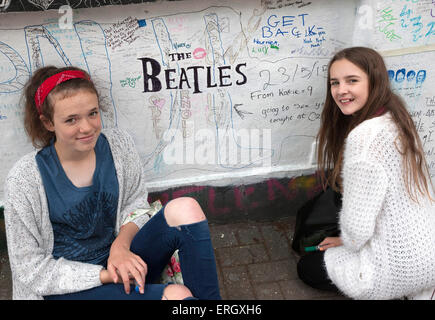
[{"xmin": 45, "ymin": 197, "xmax": 221, "ymax": 300}]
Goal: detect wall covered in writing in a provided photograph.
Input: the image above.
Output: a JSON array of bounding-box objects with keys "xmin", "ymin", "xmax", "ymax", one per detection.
[
  {"xmin": 354, "ymin": 0, "xmax": 435, "ymax": 183},
  {"xmin": 0, "ymin": 0, "xmax": 166, "ymax": 12},
  {"xmin": 0, "ymin": 0, "xmax": 434, "ymax": 201}
]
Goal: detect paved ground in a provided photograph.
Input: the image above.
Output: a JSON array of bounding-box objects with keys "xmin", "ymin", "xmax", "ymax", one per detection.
[
  {"xmin": 0, "ymin": 252, "xmax": 10, "ymax": 300},
  {"xmin": 0, "ymin": 215, "xmax": 347, "ymax": 300},
  {"xmin": 211, "ymin": 216, "xmax": 346, "ymax": 300}
]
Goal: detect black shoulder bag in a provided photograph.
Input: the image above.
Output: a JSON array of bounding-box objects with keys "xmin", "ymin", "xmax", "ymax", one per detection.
[{"xmin": 291, "ymin": 187, "xmax": 342, "ymax": 255}]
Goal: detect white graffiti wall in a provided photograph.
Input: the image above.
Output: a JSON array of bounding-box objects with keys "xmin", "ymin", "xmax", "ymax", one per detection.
[{"xmin": 0, "ymin": 0, "xmax": 434, "ymax": 200}]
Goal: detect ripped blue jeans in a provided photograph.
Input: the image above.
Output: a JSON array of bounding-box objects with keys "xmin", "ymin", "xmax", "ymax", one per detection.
[{"xmin": 44, "ymin": 208, "xmax": 221, "ymax": 300}]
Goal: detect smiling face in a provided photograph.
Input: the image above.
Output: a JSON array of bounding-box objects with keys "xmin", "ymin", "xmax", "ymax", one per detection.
[
  {"xmin": 41, "ymin": 89, "xmax": 101, "ymax": 159},
  {"xmin": 329, "ymin": 58, "xmax": 370, "ymax": 116}
]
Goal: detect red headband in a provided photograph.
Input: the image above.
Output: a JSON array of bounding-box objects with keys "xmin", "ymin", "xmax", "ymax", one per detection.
[{"xmin": 34, "ymin": 70, "xmax": 89, "ymax": 115}]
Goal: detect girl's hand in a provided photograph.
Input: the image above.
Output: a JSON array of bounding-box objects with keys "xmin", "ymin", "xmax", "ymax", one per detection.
[
  {"xmin": 106, "ymin": 242, "xmax": 148, "ymax": 294},
  {"xmin": 99, "ymin": 267, "xmax": 138, "ymax": 285},
  {"xmin": 99, "ymin": 268, "xmax": 113, "ymax": 284},
  {"xmin": 318, "ymin": 237, "xmax": 342, "ymax": 251}
]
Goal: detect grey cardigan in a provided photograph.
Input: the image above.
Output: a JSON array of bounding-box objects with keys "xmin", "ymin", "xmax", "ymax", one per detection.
[{"xmin": 4, "ymin": 128, "xmax": 151, "ymax": 300}]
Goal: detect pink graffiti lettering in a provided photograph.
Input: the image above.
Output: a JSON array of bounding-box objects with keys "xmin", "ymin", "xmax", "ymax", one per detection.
[
  {"xmin": 234, "ymin": 186, "xmax": 260, "ymax": 210},
  {"xmin": 207, "ymin": 188, "xmax": 231, "ymax": 215},
  {"xmin": 172, "ymin": 186, "xmax": 206, "ymax": 199},
  {"xmin": 148, "ymin": 176, "xmax": 321, "ymax": 218}
]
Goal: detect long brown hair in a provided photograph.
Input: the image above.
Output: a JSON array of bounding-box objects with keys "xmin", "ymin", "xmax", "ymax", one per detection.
[
  {"xmin": 23, "ymin": 66, "xmax": 99, "ymax": 149},
  {"xmin": 317, "ymin": 47, "xmax": 433, "ymax": 202}
]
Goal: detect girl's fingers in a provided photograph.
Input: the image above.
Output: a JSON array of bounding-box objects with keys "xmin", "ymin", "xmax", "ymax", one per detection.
[
  {"xmin": 118, "ymin": 268, "xmax": 132, "ymax": 294},
  {"xmin": 318, "ymin": 237, "xmax": 342, "ymax": 251},
  {"xmin": 106, "ymin": 263, "xmax": 118, "ymax": 283},
  {"xmin": 130, "ymin": 261, "xmax": 147, "ymax": 294},
  {"xmin": 118, "ymin": 260, "xmax": 148, "ymax": 294},
  {"xmin": 107, "ymin": 253, "xmax": 148, "ymax": 294}
]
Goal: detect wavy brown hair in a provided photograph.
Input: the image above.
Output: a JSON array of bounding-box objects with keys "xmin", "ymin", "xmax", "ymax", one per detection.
[
  {"xmin": 317, "ymin": 47, "xmax": 433, "ymax": 202},
  {"xmin": 23, "ymin": 66, "xmax": 99, "ymax": 149}
]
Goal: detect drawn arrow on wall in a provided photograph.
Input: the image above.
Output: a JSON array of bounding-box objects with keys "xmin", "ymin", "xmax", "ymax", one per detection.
[{"xmin": 234, "ymin": 104, "xmax": 253, "ymax": 120}]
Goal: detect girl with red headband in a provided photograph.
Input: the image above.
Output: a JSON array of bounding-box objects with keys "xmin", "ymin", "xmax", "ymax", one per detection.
[
  {"xmin": 4, "ymin": 66, "xmax": 221, "ymax": 300},
  {"xmin": 296, "ymin": 47, "xmax": 435, "ymax": 300}
]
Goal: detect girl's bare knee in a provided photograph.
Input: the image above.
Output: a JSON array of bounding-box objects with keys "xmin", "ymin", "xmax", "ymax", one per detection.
[
  {"xmin": 162, "ymin": 284, "xmax": 193, "ymax": 300},
  {"xmin": 164, "ymin": 197, "xmax": 206, "ymax": 227}
]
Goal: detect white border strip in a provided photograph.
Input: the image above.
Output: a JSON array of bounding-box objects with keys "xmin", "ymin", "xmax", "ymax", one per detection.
[
  {"xmin": 380, "ymin": 44, "xmax": 435, "ymax": 57},
  {"xmin": 144, "ymin": 165, "xmax": 318, "ymax": 192}
]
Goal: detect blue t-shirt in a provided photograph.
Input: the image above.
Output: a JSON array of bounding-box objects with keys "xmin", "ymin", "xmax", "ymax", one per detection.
[{"xmin": 36, "ymin": 133, "xmax": 119, "ymax": 265}]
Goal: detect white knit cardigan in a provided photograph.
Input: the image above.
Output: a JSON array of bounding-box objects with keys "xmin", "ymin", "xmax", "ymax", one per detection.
[{"xmin": 324, "ymin": 113, "xmax": 435, "ymax": 300}]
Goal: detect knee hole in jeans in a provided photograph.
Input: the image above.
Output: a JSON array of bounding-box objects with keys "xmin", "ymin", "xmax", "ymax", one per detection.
[
  {"xmin": 164, "ymin": 197, "xmax": 206, "ymax": 227},
  {"xmin": 162, "ymin": 284, "xmax": 194, "ymax": 300}
]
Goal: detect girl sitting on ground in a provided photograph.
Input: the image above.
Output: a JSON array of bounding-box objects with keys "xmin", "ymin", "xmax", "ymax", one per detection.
[
  {"xmin": 4, "ymin": 66, "xmax": 221, "ymax": 300},
  {"xmin": 297, "ymin": 47, "xmax": 435, "ymax": 300}
]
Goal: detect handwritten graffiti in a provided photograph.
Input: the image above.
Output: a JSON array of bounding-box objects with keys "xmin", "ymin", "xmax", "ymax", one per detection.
[
  {"xmin": 378, "ymin": 6, "xmax": 402, "ymax": 41},
  {"xmin": 0, "ymin": 0, "xmax": 11, "ymax": 12},
  {"xmin": 388, "ymin": 68, "xmax": 426, "ymax": 86},
  {"xmin": 2, "ymin": 0, "xmax": 156, "ymax": 12},
  {"xmin": 0, "ymin": 42, "xmax": 30, "ymax": 94},
  {"xmin": 143, "ymin": 12, "xmax": 271, "ymax": 172},
  {"xmin": 0, "ymin": 20, "xmax": 120, "ymax": 128},
  {"xmin": 399, "ymin": 4, "xmax": 435, "ymax": 42},
  {"xmin": 378, "ymin": 4, "xmax": 435, "ymax": 42},
  {"xmin": 257, "ymin": 61, "xmax": 327, "ymax": 91},
  {"xmin": 148, "ymin": 95, "xmax": 165, "ymax": 140},
  {"xmin": 1, "ymin": 1, "xmax": 433, "ymax": 198},
  {"xmin": 180, "ymin": 90, "xmax": 193, "ymax": 138},
  {"xmin": 260, "ymin": 13, "xmax": 327, "ymax": 49},
  {"xmin": 262, "ymin": 0, "xmax": 313, "ymax": 10},
  {"xmin": 104, "ymin": 17, "xmax": 140, "ymax": 50},
  {"xmin": 120, "ymin": 75, "xmax": 142, "ymax": 88}
]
